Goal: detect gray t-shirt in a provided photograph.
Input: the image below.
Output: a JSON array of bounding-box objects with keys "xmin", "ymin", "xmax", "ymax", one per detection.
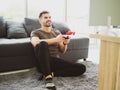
[{"xmin": 31, "ymin": 28, "xmax": 61, "ymax": 58}]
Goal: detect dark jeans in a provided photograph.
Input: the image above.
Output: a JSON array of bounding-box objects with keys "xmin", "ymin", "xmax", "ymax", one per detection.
[{"xmin": 34, "ymin": 41, "xmax": 86, "ymax": 77}]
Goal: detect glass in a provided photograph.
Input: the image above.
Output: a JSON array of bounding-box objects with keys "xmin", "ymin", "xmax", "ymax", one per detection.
[
  {"xmin": 27, "ymin": 0, "xmax": 65, "ymax": 22},
  {"xmin": 67, "ymin": 0, "xmax": 90, "ymax": 34},
  {"xmin": 0, "ymin": 0, "xmax": 25, "ymax": 21}
]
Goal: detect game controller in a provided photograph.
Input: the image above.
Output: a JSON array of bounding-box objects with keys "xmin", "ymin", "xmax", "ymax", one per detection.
[
  {"xmin": 66, "ymin": 31, "xmax": 75, "ymax": 35},
  {"xmin": 63, "ymin": 35, "xmax": 69, "ymax": 39},
  {"xmin": 63, "ymin": 31, "xmax": 75, "ymax": 39}
]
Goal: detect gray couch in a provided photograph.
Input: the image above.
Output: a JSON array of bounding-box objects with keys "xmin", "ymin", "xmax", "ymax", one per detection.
[{"xmin": 0, "ymin": 16, "xmax": 89, "ymax": 72}]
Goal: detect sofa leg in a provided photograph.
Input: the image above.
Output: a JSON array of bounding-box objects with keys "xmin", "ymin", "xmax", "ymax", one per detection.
[{"xmin": 83, "ymin": 58, "xmax": 86, "ymax": 61}]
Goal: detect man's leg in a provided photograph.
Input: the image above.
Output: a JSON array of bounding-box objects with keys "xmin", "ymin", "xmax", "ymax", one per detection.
[
  {"xmin": 34, "ymin": 41, "xmax": 56, "ymax": 89},
  {"xmin": 50, "ymin": 57, "xmax": 86, "ymax": 77},
  {"xmin": 34, "ymin": 41, "xmax": 52, "ymax": 76}
]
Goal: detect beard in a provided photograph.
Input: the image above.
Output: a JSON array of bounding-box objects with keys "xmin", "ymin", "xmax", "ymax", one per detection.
[{"xmin": 44, "ymin": 20, "xmax": 52, "ymax": 27}]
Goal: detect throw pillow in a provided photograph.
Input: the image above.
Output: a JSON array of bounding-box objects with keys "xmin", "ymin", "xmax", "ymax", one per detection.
[
  {"xmin": 23, "ymin": 17, "xmax": 70, "ymax": 36},
  {"xmin": 24, "ymin": 17, "xmax": 41, "ymax": 37},
  {"xmin": 7, "ymin": 21, "xmax": 27, "ymax": 39},
  {"xmin": 0, "ymin": 16, "xmax": 7, "ymax": 38},
  {"xmin": 52, "ymin": 21, "xmax": 71, "ymax": 34}
]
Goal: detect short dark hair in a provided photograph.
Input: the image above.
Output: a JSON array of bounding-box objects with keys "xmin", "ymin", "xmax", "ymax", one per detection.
[{"xmin": 39, "ymin": 11, "xmax": 49, "ymax": 18}]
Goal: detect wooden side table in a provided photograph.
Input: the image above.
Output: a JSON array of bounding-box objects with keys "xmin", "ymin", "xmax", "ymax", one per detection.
[{"xmin": 90, "ymin": 34, "xmax": 120, "ymax": 90}]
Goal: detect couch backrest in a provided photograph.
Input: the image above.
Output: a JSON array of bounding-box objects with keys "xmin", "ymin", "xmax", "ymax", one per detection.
[
  {"xmin": 0, "ymin": 17, "xmax": 71, "ymax": 38},
  {"xmin": 6, "ymin": 21, "xmax": 28, "ymax": 39},
  {"xmin": 23, "ymin": 17, "xmax": 71, "ymax": 37},
  {"xmin": 0, "ymin": 16, "xmax": 7, "ymax": 38},
  {"xmin": 52, "ymin": 21, "xmax": 71, "ymax": 34},
  {"xmin": 23, "ymin": 17, "xmax": 41, "ymax": 37}
]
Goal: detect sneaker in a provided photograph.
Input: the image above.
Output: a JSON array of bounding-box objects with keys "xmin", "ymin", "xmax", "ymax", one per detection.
[{"xmin": 45, "ymin": 78, "xmax": 56, "ymax": 90}]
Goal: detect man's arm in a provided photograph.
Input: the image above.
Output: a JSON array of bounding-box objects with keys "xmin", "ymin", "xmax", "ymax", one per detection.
[
  {"xmin": 31, "ymin": 34, "xmax": 64, "ymax": 47},
  {"xmin": 58, "ymin": 38, "xmax": 70, "ymax": 53}
]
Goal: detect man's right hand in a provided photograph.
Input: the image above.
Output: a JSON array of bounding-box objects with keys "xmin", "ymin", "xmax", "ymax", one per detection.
[
  {"xmin": 31, "ymin": 37, "xmax": 40, "ymax": 47},
  {"xmin": 56, "ymin": 34, "xmax": 64, "ymax": 43}
]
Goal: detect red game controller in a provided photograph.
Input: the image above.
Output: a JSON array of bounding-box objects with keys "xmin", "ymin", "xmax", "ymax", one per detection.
[
  {"xmin": 66, "ymin": 31, "xmax": 75, "ymax": 35},
  {"xmin": 63, "ymin": 35, "xmax": 69, "ymax": 39},
  {"xmin": 63, "ymin": 31, "xmax": 75, "ymax": 39}
]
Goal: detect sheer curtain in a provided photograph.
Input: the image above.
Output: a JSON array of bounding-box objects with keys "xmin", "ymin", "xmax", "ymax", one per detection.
[
  {"xmin": 0, "ymin": 0, "xmax": 25, "ymax": 21},
  {"xmin": 27, "ymin": 0, "xmax": 65, "ymax": 22},
  {"xmin": 0, "ymin": 0, "xmax": 90, "ymax": 34},
  {"xmin": 67, "ymin": 0, "xmax": 90, "ymax": 34}
]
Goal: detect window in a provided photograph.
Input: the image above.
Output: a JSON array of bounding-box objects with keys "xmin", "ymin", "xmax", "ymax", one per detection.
[
  {"xmin": 0, "ymin": 0, "xmax": 90, "ymax": 34},
  {"xmin": 67, "ymin": 0, "xmax": 90, "ymax": 34},
  {"xmin": 27, "ymin": 0, "xmax": 65, "ymax": 22},
  {"xmin": 0, "ymin": 0, "xmax": 25, "ymax": 21}
]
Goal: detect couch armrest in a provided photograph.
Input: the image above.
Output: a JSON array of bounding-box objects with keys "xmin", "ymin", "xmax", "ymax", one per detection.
[{"xmin": 59, "ymin": 36, "xmax": 89, "ymax": 62}]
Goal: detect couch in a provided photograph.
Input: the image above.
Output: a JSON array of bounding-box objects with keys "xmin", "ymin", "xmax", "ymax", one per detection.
[{"xmin": 0, "ymin": 16, "xmax": 89, "ymax": 73}]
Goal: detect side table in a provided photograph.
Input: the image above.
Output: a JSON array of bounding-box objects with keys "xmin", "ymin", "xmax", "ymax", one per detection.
[{"xmin": 90, "ymin": 34, "xmax": 120, "ymax": 90}]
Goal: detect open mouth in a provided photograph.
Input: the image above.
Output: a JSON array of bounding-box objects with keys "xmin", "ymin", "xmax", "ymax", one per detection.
[{"xmin": 46, "ymin": 20, "xmax": 51, "ymax": 23}]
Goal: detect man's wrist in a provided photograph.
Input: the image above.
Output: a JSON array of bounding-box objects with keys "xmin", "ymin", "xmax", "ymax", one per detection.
[{"xmin": 63, "ymin": 42, "xmax": 67, "ymax": 45}]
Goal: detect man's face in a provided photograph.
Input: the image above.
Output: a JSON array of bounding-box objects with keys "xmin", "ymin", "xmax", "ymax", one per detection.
[{"xmin": 39, "ymin": 13, "xmax": 52, "ymax": 27}]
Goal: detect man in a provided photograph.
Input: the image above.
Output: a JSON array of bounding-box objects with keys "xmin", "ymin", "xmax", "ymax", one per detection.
[{"xmin": 30, "ymin": 11, "xmax": 86, "ymax": 90}]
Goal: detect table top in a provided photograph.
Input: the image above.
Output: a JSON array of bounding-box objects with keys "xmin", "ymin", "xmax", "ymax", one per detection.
[{"xmin": 89, "ymin": 33, "xmax": 120, "ymax": 43}]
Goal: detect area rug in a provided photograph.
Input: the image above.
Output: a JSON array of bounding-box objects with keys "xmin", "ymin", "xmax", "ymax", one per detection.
[{"xmin": 0, "ymin": 62, "xmax": 98, "ymax": 90}]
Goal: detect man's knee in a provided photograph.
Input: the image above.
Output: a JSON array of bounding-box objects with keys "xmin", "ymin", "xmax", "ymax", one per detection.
[
  {"xmin": 35, "ymin": 41, "xmax": 48, "ymax": 51},
  {"xmin": 80, "ymin": 64, "xmax": 86, "ymax": 74},
  {"xmin": 39, "ymin": 41, "xmax": 48, "ymax": 46},
  {"xmin": 76, "ymin": 63, "xmax": 86, "ymax": 75}
]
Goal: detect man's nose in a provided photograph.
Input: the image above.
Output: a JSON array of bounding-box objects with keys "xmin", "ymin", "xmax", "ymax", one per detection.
[{"xmin": 48, "ymin": 17, "xmax": 51, "ymax": 20}]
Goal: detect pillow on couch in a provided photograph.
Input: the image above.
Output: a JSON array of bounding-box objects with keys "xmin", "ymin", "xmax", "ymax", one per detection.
[
  {"xmin": 7, "ymin": 21, "xmax": 27, "ymax": 39},
  {"xmin": 24, "ymin": 17, "xmax": 71, "ymax": 36},
  {"xmin": 24, "ymin": 17, "xmax": 41, "ymax": 37},
  {"xmin": 0, "ymin": 16, "xmax": 7, "ymax": 38},
  {"xmin": 52, "ymin": 21, "xmax": 71, "ymax": 34}
]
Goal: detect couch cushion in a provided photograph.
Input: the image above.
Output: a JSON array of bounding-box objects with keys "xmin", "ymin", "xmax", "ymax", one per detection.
[
  {"xmin": 65, "ymin": 35, "xmax": 89, "ymax": 50},
  {"xmin": 0, "ymin": 16, "xmax": 6, "ymax": 38},
  {"xmin": 24, "ymin": 17, "xmax": 41, "ymax": 37},
  {"xmin": 7, "ymin": 21, "xmax": 27, "ymax": 39},
  {"xmin": 52, "ymin": 21, "xmax": 71, "ymax": 34},
  {"xmin": 0, "ymin": 38, "xmax": 33, "ymax": 57},
  {"xmin": 0, "ymin": 38, "xmax": 30, "ymax": 44}
]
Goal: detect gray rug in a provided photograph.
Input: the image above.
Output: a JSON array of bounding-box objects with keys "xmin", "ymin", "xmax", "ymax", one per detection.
[{"xmin": 0, "ymin": 62, "xmax": 98, "ymax": 90}]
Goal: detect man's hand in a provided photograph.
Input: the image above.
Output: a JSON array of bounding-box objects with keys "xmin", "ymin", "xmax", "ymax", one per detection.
[
  {"xmin": 31, "ymin": 37, "xmax": 40, "ymax": 47},
  {"xmin": 63, "ymin": 36, "xmax": 70, "ymax": 45},
  {"xmin": 58, "ymin": 35, "xmax": 70, "ymax": 53},
  {"xmin": 56, "ymin": 34, "xmax": 64, "ymax": 43}
]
